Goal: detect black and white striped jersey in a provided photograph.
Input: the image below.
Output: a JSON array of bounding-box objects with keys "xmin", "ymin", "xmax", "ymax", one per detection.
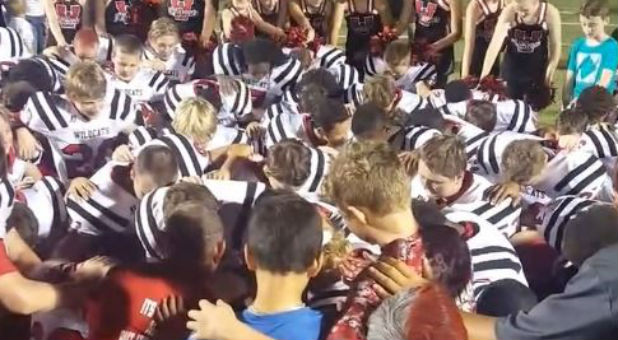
[
  {"xmin": 343, "ymin": 82, "xmax": 364, "ymax": 106},
  {"xmin": 143, "ymin": 45, "xmax": 195, "ymax": 83},
  {"xmin": 295, "ymin": 147, "xmax": 331, "ymax": 196},
  {"xmin": 327, "ymin": 63, "xmax": 359, "ymax": 91},
  {"xmin": 313, "ymin": 45, "xmax": 346, "ymax": 69},
  {"xmin": 135, "ymin": 180, "xmax": 267, "ymax": 259},
  {"xmin": 364, "ymin": 55, "xmax": 437, "ymax": 92},
  {"xmin": 536, "ymin": 195, "xmax": 598, "ymax": 252},
  {"xmin": 67, "ymin": 162, "xmax": 137, "ymax": 236},
  {"xmin": 30, "ymin": 56, "xmax": 64, "ymax": 92},
  {"xmin": 20, "ymin": 176, "xmax": 68, "ymax": 240},
  {"xmin": 442, "ymin": 115, "xmax": 489, "ymax": 164},
  {"xmin": 389, "ymin": 125, "xmax": 442, "ymax": 151},
  {"xmin": 411, "ymin": 172, "xmax": 522, "ymax": 237},
  {"xmin": 0, "ymin": 26, "xmax": 30, "ymax": 63},
  {"xmin": 579, "ymin": 124, "xmax": 618, "ymax": 160},
  {"xmin": 265, "ymin": 111, "xmax": 305, "ymax": 148},
  {"xmin": 163, "ymin": 78, "xmax": 252, "ymax": 127},
  {"xmin": 494, "ymin": 99, "xmax": 537, "ymax": 133},
  {"xmin": 147, "ymin": 132, "xmax": 211, "ymax": 177},
  {"xmin": 263, "ymin": 100, "xmax": 299, "ymax": 128},
  {"xmin": 343, "ymin": 83, "xmax": 427, "ymax": 113},
  {"xmin": 0, "ymin": 177, "xmax": 15, "ymax": 237},
  {"xmin": 106, "ymin": 68, "xmax": 170, "ymax": 103},
  {"xmin": 443, "ymin": 209, "xmax": 528, "ymax": 299},
  {"xmin": 21, "ymin": 89, "xmax": 137, "ymax": 178},
  {"xmin": 41, "ymin": 37, "xmax": 114, "ymax": 84}
]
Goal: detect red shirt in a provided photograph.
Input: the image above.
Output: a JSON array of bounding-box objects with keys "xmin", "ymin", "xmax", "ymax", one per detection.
[
  {"xmin": 85, "ymin": 268, "xmax": 184, "ymax": 340},
  {"xmin": 0, "ymin": 240, "xmax": 17, "ymax": 277}
]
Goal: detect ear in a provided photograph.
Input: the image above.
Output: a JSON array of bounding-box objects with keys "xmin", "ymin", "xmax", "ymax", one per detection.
[
  {"xmin": 346, "ymin": 205, "xmax": 368, "ymax": 226},
  {"xmin": 212, "ymin": 240, "xmax": 227, "ymax": 267},
  {"xmin": 243, "ymin": 244, "xmax": 257, "ymax": 271},
  {"xmin": 130, "ymin": 167, "xmax": 136, "ymax": 181},
  {"xmin": 307, "ymin": 252, "xmax": 324, "ymax": 278},
  {"xmin": 314, "ymin": 127, "xmax": 328, "ymax": 143}
]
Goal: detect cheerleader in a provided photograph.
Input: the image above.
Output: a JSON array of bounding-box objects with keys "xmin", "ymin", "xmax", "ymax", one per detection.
[
  {"xmin": 481, "ymin": 0, "xmax": 561, "ymax": 99},
  {"xmin": 288, "ymin": 0, "xmax": 328, "ymax": 40},
  {"xmin": 160, "ymin": 0, "xmax": 207, "ymax": 42},
  {"xmin": 461, "ymin": 0, "xmax": 504, "ymax": 78},
  {"xmin": 97, "ymin": 0, "xmax": 158, "ymax": 40},
  {"xmin": 219, "ymin": 0, "xmax": 285, "ymax": 41},
  {"xmin": 44, "ymin": 0, "xmax": 102, "ymax": 46},
  {"xmin": 411, "ymin": 0, "xmax": 462, "ymax": 87},
  {"xmin": 252, "ymin": 0, "xmax": 285, "ymax": 28}
]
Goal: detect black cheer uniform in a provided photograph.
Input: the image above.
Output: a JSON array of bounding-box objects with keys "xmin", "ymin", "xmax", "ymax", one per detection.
[
  {"xmin": 253, "ymin": 0, "xmax": 280, "ymax": 28},
  {"xmin": 299, "ymin": 0, "xmax": 328, "ymax": 38},
  {"xmin": 51, "ymin": 0, "xmax": 83, "ymax": 44},
  {"xmin": 105, "ymin": 0, "xmax": 158, "ymax": 39},
  {"xmin": 345, "ymin": 0, "xmax": 382, "ymax": 78},
  {"xmin": 413, "ymin": 0, "xmax": 453, "ymax": 87},
  {"xmin": 162, "ymin": 0, "xmax": 206, "ymax": 38},
  {"xmin": 470, "ymin": 0, "xmax": 503, "ymax": 77}
]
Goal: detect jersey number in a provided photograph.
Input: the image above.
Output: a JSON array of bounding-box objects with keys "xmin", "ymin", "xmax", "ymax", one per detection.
[{"xmin": 62, "ymin": 140, "xmax": 116, "ymax": 178}]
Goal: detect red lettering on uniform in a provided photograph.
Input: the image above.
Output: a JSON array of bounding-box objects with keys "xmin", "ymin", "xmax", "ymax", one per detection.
[
  {"xmin": 415, "ymin": 0, "xmax": 438, "ymax": 27},
  {"xmin": 55, "ymin": 3, "xmax": 82, "ymax": 29},
  {"xmin": 169, "ymin": 0, "xmax": 196, "ymax": 21}
]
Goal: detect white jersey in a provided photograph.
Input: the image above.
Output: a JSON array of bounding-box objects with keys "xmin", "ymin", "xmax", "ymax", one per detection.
[
  {"xmin": 411, "ymin": 172, "xmax": 521, "ymax": 237},
  {"xmin": 313, "ymin": 45, "xmax": 346, "ymax": 69},
  {"xmin": 67, "ymin": 162, "xmax": 137, "ymax": 236},
  {"xmin": 0, "ymin": 177, "xmax": 15, "ymax": 237},
  {"xmin": 22, "ymin": 89, "xmax": 137, "ymax": 178},
  {"xmin": 327, "ymin": 63, "xmax": 359, "ymax": 91},
  {"xmin": 163, "ymin": 78, "xmax": 252, "ymax": 127},
  {"xmin": 389, "ymin": 125, "xmax": 441, "ymax": 151},
  {"xmin": 106, "ymin": 68, "xmax": 170, "ymax": 103},
  {"xmin": 143, "ymin": 45, "xmax": 194, "ymax": 83},
  {"xmin": 578, "ymin": 124, "xmax": 618, "ymax": 180},
  {"xmin": 443, "ymin": 209, "xmax": 528, "ymax": 299},
  {"xmin": 43, "ymin": 36, "xmax": 113, "ymax": 83},
  {"xmin": 343, "ymin": 83, "xmax": 427, "ymax": 113},
  {"xmin": 265, "ymin": 111, "xmax": 305, "ymax": 147},
  {"xmin": 536, "ymin": 195, "xmax": 597, "ymax": 252},
  {"xmin": 443, "ymin": 115, "xmax": 490, "ymax": 164},
  {"xmin": 20, "ymin": 176, "xmax": 68, "ymax": 240},
  {"xmin": 0, "ymin": 26, "xmax": 30, "ymax": 63},
  {"xmin": 440, "ymin": 99, "xmax": 536, "ymax": 134},
  {"xmin": 364, "ymin": 55, "xmax": 437, "ymax": 91},
  {"xmin": 147, "ymin": 132, "xmax": 211, "ymax": 177},
  {"xmin": 263, "ymin": 100, "xmax": 299, "ymax": 128}
]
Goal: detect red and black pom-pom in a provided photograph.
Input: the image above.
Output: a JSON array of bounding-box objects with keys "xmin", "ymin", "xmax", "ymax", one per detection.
[
  {"xmin": 230, "ymin": 16, "xmax": 256, "ymax": 44},
  {"xmin": 369, "ymin": 26, "xmax": 398, "ymax": 56},
  {"xmin": 478, "ymin": 75, "xmax": 509, "ymax": 101}
]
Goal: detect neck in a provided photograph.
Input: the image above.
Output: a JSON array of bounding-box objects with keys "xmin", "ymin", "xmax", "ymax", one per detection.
[
  {"xmin": 251, "ymin": 270, "xmax": 307, "ymax": 314},
  {"xmin": 587, "ymin": 33, "xmax": 608, "ymax": 44},
  {"xmin": 371, "ymin": 208, "xmax": 419, "ymax": 246}
]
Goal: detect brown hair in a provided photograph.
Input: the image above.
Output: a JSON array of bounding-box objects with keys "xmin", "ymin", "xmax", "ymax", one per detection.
[
  {"xmin": 364, "ymin": 75, "xmax": 397, "ymax": 110},
  {"xmin": 576, "ymin": 86, "xmax": 616, "ymax": 124},
  {"xmin": 64, "ymin": 61, "xmax": 107, "ymax": 101},
  {"xmin": 135, "ymin": 145, "xmax": 179, "ymax": 189},
  {"xmin": 580, "ymin": 0, "xmax": 610, "ymax": 17},
  {"xmin": 113, "ymin": 34, "xmax": 144, "ymax": 56},
  {"xmin": 556, "ymin": 108, "xmax": 588, "ymax": 135},
  {"xmin": 323, "ymin": 141, "xmax": 410, "ymax": 215},
  {"xmin": 465, "ymin": 100, "xmax": 497, "ymax": 133},
  {"xmin": 163, "ymin": 182, "xmax": 219, "ymax": 220},
  {"xmin": 266, "ymin": 139, "xmax": 312, "ymax": 187},
  {"xmin": 383, "ymin": 40, "xmax": 411, "ymax": 67},
  {"xmin": 420, "ymin": 135, "xmax": 467, "ymax": 178},
  {"xmin": 501, "ymin": 140, "xmax": 547, "ymax": 184}
]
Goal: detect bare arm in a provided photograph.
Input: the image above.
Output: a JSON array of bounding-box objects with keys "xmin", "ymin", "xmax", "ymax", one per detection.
[
  {"xmin": 328, "ymin": 0, "xmax": 345, "ymax": 45},
  {"xmin": 597, "ymin": 69, "xmax": 614, "ymax": 88},
  {"xmin": 430, "ymin": 0, "xmax": 462, "ymax": 51},
  {"xmin": 461, "ymin": 0, "xmax": 480, "ymax": 78},
  {"xmin": 220, "ymin": 9, "xmax": 234, "ymax": 40},
  {"xmin": 460, "ymin": 312, "xmax": 498, "ymax": 340},
  {"xmin": 277, "ymin": 0, "xmax": 289, "ymax": 27},
  {"xmin": 24, "ymin": 162, "xmax": 43, "ymax": 182},
  {"xmin": 393, "ymin": 0, "xmax": 411, "ymax": 35},
  {"xmin": 94, "ymin": 0, "xmax": 107, "ymax": 35},
  {"xmin": 544, "ymin": 4, "xmax": 562, "ymax": 84},
  {"xmin": 562, "ymin": 70, "xmax": 575, "ymax": 107},
  {"xmin": 374, "ymin": 0, "xmax": 394, "ymax": 27},
  {"xmin": 200, "ymin": 0, "xmax": 218, "ymax": 46},
  {"xmin": 252, "ymin": 8, "xmax": 286, "ymax": 38},
  {"xmin": 288, "ymin": 0, "xmax": 316, "ymax": 40},
  {"xmin": 44, "ymin": 0, "xmax": 68, "ymax": 47},
  {"xmin": 480, "ymin": 6, "xmax": 512, "ymax": 78}
]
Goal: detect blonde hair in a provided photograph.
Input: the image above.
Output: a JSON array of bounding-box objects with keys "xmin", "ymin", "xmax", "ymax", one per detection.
[
  {"xmin": 172, "ymin": 97, "xmax": 218, "ymax": 141},
  {"xmin": 65, "ymin": 61, "xmax": 107, "ymax": 101},
  {"xmin": 323, "ymin": 141, "xmax": 410, "ymax": 216},
  {"xmin": 384, "ymin": 40, "xmax": 411, "ymax": 67},
  {"xmin": 364, "ymin": 75, "xmax": 397, "ymax": 110},
  {"xmin": 148, "ymin": 17, "xmax": 180, "ymax": 42},
  {"xmin": 6, "ymin": 0, "xmax": 25, "ymax": 16},
  {"xmin": 502, "ymin": 140, "xmax": 547, "ymax": 184}
]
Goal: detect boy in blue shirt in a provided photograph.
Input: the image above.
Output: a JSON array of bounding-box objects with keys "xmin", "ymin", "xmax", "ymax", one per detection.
[
  {"xmin": 563, "ymin": 0, "xmax": 618, "ymax": 106},
  {"xmin": 241, "ymin": 191, "xmax": 324, "ymax": 340}
]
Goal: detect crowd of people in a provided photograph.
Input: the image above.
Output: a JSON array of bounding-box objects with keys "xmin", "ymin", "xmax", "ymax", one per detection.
[{"xmin": 0, "ymin": 0, "xmax": 617, "ymax": 338}]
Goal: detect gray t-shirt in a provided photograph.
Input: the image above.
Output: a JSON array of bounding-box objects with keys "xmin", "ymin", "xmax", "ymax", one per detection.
[{"xmin": 496, "ymin": 243, "xmax": 618, "ymax": 340}]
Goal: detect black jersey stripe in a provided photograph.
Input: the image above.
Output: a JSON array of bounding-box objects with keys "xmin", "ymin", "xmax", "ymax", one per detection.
[
  {"xmin": 554, "ymin": 156, "xmax": 598, "ymax": 192},
  {"xmin": 308, "ymin": 149, "xmax": 325, "ymax": 192},
  {"xmin": 43, "ymin": 92, "xmax": 68, "ymax": 128},
  {"xmin": 232, "ymin": 182, "xmax": 258, "ymax": 249}
]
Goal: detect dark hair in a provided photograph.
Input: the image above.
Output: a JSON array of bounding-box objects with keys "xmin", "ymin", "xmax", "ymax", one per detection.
[
  {"xmin": 580, "ymin": 0, "xmax": 610, "ymax": 17},
  {"xmin": 296, "ymin": 68, "xmax": 341, "ymax": 97},
  {"xmin": 266, "ymin": 139, "xmax": 312, "ymax": 187},
  {"xmin": 247, "ymin": 190, "xmax": 323, "ymax": 273},
  {"xmin": 113, "ymin": 34, "xmax": 144, "ymax": 55},
  {"xmin": 1, "ymin": 81, "xmax": 37, "ymax": 112},
  {"xmin": 444, "ymin": 80, "xmax": 472, "ymax": 103},
  {"xmin": 0, "ymin": 138, "xmax": 7, "ymax": 178},
  {"xmin": 5, "ymin": 58, "xmax": 53, "ymax": 92},
  {"xmin": 135, "ymin": 145, "xmax": 179, "ymax": 187},
  {"xmin": 465, "ymin": 100, "xmax": 497, "ymax": 132},
  {"xmin": 242, "ymin": 38, "xmax": 285, "ymax": 66},
  {"xmin": 556, "ymin": 108, "xmax": 588, "ymax": 135},
  {"xmin": 405, "ymin": 107, "xmax": 446, "ymax": 132},
  {"xmin": 352, "ymin": 102, "xmax": 388, "ymax": 140},
  {"xmin": 576, "ymin": 86, "xmax": 616, "ymax": 124},
  {"xmin": 476, "ymin": 279, "xmax": 537, "ymax": 316},
  {"xmin": 419, "ymin": 224, "xmax": 472, "ymax": 297},
  {"xmin": 7, "ymin": 202, "xmax": 39, "ymax": 248},
  {"xmin": 312, "ymin": 97, "xmax": 349, "ymax": 132},
  {"xmin": 563, "ymin": 203, "xmax": 618, "ymax": 266}
]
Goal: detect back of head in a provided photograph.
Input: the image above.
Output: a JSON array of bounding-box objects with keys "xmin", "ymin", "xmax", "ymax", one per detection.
[
  {"xmin": 247, "ymin": 190, "xmax": 322, "ymax": 273},
  {"xmin": 419, "ymin": 224, "xmax": 471, "ymax": 297},
  {"xmin": 5, "ymin": 59, "xmax": 53, "ymax": 92},
  {"xmin": 420, "ymin": 135, "xmax": 467, "ymax": 179},
  {"xmin": 576, "ymin": 86, "xmax": 616, "ymax": 124},
  {"xmin": 2, "ymin": 81, "xmax": 37, "ymax": 112},
  {"xmin": 164, "ymin": 201, "xmax": 224, "ymax": 266},
  {"xmin": 563, "ymin": 203, "xmax": 618, "ymax": 266},
  {"xmin": 266, "ymin": 139, "xmax": 311, "ymax": 188},
  {"xmin": 73, "ymin": 28, "xmax": 100, "ymax": 51},
  {"xmin": 324, "ymin": 141, "xmax": 410, "ymax": 216},
  {"xmin": 163, "ymin": 182, "xmax": 219, "ymax": 220},
  {"xmin": 384, "ymin": 40, "xmax": 411, "ymax": 68},
  {"xmin": 65, "ymin": 61, "xmax": 107, "ymax": 101},
  {"xmin": 476, "ymin": 279, "xmax": 537, "ymax": 316},
  {"xmin": 114, "ymin": 34, "xmax": 144, "ymax": 56},
  {"xmin": 465, "ymin": 100, "xmax": 497, "ymax": 133},
  {"xmin": 405, "ymin": 107, "xmax": 446, "ymax": 131},
  {"xmin": 351, "ymin": 102, "xmax": 388, "ymax": 140},
  {"xmin": 172, "ymin": 97, "xmax": 218, "ymax": 141},
  {"xmin": 135, "ymin": 145, "xmax": 179, "ymax": 188},
  {"xmin": 364, "ymin": 75, "xmax": 397, "ymax": 110},
  {"xmin": 580, "ymin": 0, "xmax": 609, "ymax": 18},
  {"xmin": 297, "ymin": 68, "xmax": 341, "ymax": 98},
  {"xmin": 444, "ymin": 80, "xmax": 472, "ymax": 103},
  {"xmin": 7, "ymin": 202, "xmax": 39, "ymax": 248},
  {"xmin": 556, "ymin": 108, "xmax": 588, "ymax": 135},
  {"xmin": 242, "ymin": 38, "xmax": 280, "ymax": 66},
  {"xmin": 311, "ymin": 96, "xmax": 349, "ymax": 132},
  {"xmin": 501, "ymin": 140, "xmax": 546, "ymax": 184}
]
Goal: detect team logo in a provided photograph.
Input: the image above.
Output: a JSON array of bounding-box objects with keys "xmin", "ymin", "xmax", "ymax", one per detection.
[
  {"xmin": 113, "ymin": 0, "xmax": 131, "ymax": 24},
  {"xmin": 511, "ymin": 29, "xmax": 543, "ymax": 54},
  {"xmin": 55, "ymin": 3, "xmax": 82, "ymax": 29},
  {"xmin": 348, "ymin": 14, "xmax": 375, "ymax": 35},
  {"xmin": 168, "ymin": 0, "xmax": 198, "ymax": 21},
  {"xmin": 416, "ymin": 0, "xmax": 438, "ymax": 27}
]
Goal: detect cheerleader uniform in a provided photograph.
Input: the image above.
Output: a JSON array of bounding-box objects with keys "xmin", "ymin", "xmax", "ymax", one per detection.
[
  {"xmin": 413, "ymin": 0, "xmax": 453, "ymax": 87},
  {"xmin": 105, "ymin": 0, "xmax": 157, "ymax": 40},
  {"xmin": 501, "ymin": 1, "xmax": 548, "ymax": 100},
  {"xmin": 253, "ymin": 0, "xmax": 280, "ymax": 27},
  {"xmin": 299, "ymin": 0, "xmax": 328, "ymax": 38},
  {"xmin": 345, "ymin": 0, "xmax": 382, "ymax": 77},
  {"xmin": 470, "ymin": 0, "xmax": 503, "ymax": 77},
  {"xmin": 162, "ymin": 0, "xmax": 206, "ymax": 39},
  {"xmin": 51, "ymin": 0, "xmax": 83, "ymax": 44}
]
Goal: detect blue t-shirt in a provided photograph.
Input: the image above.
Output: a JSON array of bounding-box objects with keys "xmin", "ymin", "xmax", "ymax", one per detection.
[
  {"xmin": 567, "ymin": 36, "xmax": 618, "ymax": 98},
  {"xmin": 241, "ymin": 307, "xmax": 323, "ymax": 340}
]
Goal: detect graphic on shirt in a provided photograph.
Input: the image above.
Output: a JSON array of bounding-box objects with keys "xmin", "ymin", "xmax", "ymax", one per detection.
[
  {"xmin": 348, "ymin": 15, "xmax": 376, "ymax": 34},
  {"xmin": 114, "ymin": 0, "xmax": 131, "ymax": 24},
  {"xmin": 415, "ymin": 0, "xmax": 438, "ymax": 27},
  {"xmin": 168, "ymin": 0, "xmax": 198, "ymax": 21},
  {"xmin": 511, "ymin": 29, "xmax": 543, "ymax": 53},
  {"xmin": 55, "ymin": 3, "xmax": 82, "ymax": 29},
  {"xmin": 576, "ymin": 52, "xmax": 602, "ymax": 83}
]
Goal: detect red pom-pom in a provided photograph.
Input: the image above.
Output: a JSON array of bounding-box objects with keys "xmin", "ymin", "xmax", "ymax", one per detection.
[
  {"xmin": 281, "ymin": 26, "xmax": 308, "ymax": 48},
  {"xmin": 369, "ymin": 26, "xmax": 398, "ymax": 56},
  {"xmin": 461, "ymin": 76, "xmax": 480, "ymax": 89},
  {"xmin": 478, "ymin": 75, "xmax": 508, "ymax": 101},
  {"xmin": 230, "ymin": 16, "xmax": 255, "ymax": 44}
]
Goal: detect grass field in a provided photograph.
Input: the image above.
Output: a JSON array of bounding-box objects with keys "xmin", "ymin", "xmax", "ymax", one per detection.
[{"xmin": 336, "ymin": 0, "xmax": 618, "ymax": 126}]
